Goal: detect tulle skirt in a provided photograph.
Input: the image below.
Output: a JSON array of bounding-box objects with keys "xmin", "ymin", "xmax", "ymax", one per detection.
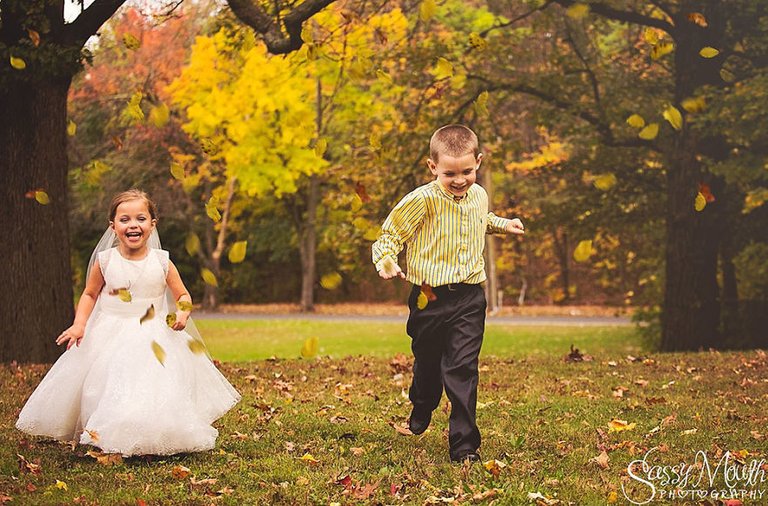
[{"xmin": 16, "ymin": 297, "xmax": 240, "ymax": 456}]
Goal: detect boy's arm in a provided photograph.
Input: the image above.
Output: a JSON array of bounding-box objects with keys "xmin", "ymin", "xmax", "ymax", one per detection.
[
  {"xmin": 487, "ymin": 212, "xmax": 525, "ymax": 235},
  {"xmin": 372, "ymin": 191, "xmax": 427, "ymax": 278}
]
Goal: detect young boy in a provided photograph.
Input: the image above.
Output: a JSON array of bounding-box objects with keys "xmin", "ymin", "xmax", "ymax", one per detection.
[{"xmin": 372, "ymin": 124, "xmax": 524, "ymax": 463}]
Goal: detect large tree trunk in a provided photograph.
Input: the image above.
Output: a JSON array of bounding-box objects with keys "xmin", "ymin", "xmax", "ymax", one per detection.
[{"xmin": 0, "ymin": 78, "xmax": 74, "ymax": 362}]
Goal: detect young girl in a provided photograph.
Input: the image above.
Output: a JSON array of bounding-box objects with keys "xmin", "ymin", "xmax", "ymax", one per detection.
[{"xmin": 16, "ymin": 189, "xmax": 240, "ymax": 456}]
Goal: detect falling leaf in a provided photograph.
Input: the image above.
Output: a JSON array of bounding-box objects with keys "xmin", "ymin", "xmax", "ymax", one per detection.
[
  {"xmin": 188, "ymin": 339, "xmax": 207, "ymax": 355},
  {"xmin": 663, "ymin": 104, "xmax": 683, "ymax": 130},
  {"xmin": 55, "ymin": 480, "xmax": 68, "ymax": 491},
  {"xmin": 590, "ymin": 450, "xmax": 610, "ymax": 469},
  {"xmin": 699, "ymin": 47, "xmax": 720, "ymax": 58},
  {"xmin": 468, "ymin": 32, "xmax": 488, "ymax": 50},
  {"xmin": 149, "ymin": 103, "xmax": 169, "ymax": 128},
  {"xmin": 608, "ymin": 419, "xmax": 636, "ymax": 432},
  {"xmin": 201, "ymin": 268, "xmax": 218, "ymax": 287},
  {"xmin": 300, "ymin": 453, "xmax": 320, "ymax": 464},
  {"xmin": 166, "ymin": 313, "xmax": 177, "ymax": 327},
  {"xmin": 123, "ymin": 33, "xmax": 141, "ymax": 50},
  {"xmin": 573, "ymin": 240, "xmax": 594, "ymax": 262},
  {"xmin": 643, "ymin": 28, "xmax": 659, "ymax": 45},
  {"xmin": 650, "ymin": 41, "xmax": 674, "ymax": 60},
  {"xmin": 171, "ymin": 465, "xmax": 191, "ymax": 480},
  {"xmin": 320, "ymin": 272, "xmax": 342, "ymax": 290},
  {"xmin": 638, "ymin": 123, "xmax": 659, "ymax": 140},
  {"xmin": 699, "ymin": 183, "xmax": 716, "ymax": 203},
  {"xmin": 474, "ymin": 90, "xmax": 489, "ymax": 116},
  {"xmin": 420, "ymin": 283, "xmax": 437, "ymax": 302},
  {"xmin": 140, "ymin": 304, "xmax": 155, "ymax": 325},
  {"xmin": 681, "ymin": 96, "xmax": 706, "ymax": 113},
  {"xmin": 376, "ymin": 69, "xmax": 393, "ymax": 83},
  {"xmin": 566, "ymin": 3, "xmax": 590, "ymax": 19},
  {"xmin": 626, "ymin": 114, "xmax": 645, "ymax": 129},
  {"xmin": 301, "ymin": 336, "xmax": 319, "ymax": 358},
  {"xmin": 10, "ymin": 56, "xmax": 26, "ymax": 70},
  {"xmin": 205, "ymin": 197, "xmax": 221, "ymax": 223},
  {"xmin": 720, "ymin": 68, "xmax": 735, "ymax": 82},
  {"xmin": 355, "ymin": 182, "xmax": 371, "ymax": 203},
  {"xmin": 687, "ymin": 12, "xmax": 708, "ymax": 27},
  {"xmin": 125, "ymin": 91, "xmax": 144, "ymax": 121},
  {"xmin": 369, "ymin": 131, "xmax": 382, "ymax": 150},
  {"xmin": 416, "ymin": 291, "xmax": 429, "ymax": 310},
  {"xmin": 593, "ymin": 173, "xmax": 617, "ymax": 191},
  {"xmin": 67, "ymin": 120, "xmax": 77, "ymax": 136},
  {"xmin": 169, "ymin": 161, "xmax": 185, "ymax": 180},
  {"xmin": 432, "ymin": 57, "xmax": 454, "ymax": 80},
  {"xmin": 228, "ymin": 241, "xmax": 247, "ymax": 263},
  {"xmin": 483, "ymin": 459, "xmax": 507, "ymax": 477},
  {"xmin": 151, "ymin": 340, "xmax": 166, "ymax": 365},
  {"xmin": 112, "ymin": 288, "xmax": 132, "ymax": 302},
  {"xmin": 177, "ymin": 300, "xmax": 193, "ymax": 312},
  {"xmin": 28, "ymin": 29, "xmax": 41, "ymax": 47},
  {"xmin": 185, "ymin": 233, "xmax": 200, "ymax": 256},
  {"xmin": 419, "ymin": 0, "xmax": 436, "ymax": 22},
  {"xmin": 694, "ymin": 192, "xmax": 707, "ymax": 211},
  {"xmin": 34, "ymin": 190, "xmax": 50, "ymax": 205},
  {"xmin": 314, "ymin": 138, "xmax": 328, "ymax": 157}
]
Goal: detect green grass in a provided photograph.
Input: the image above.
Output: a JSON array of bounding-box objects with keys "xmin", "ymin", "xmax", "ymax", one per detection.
[
  {"xmin": 195, "ymin": 319, "xmax": 641, "ymax": 362},
  {"xmin": 3, "ymin": 322, "xmax": 767, "ymax": 504}
]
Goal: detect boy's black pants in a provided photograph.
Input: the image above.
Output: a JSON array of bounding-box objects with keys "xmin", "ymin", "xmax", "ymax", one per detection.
[{"xmin": 406, "ymin": 282, "xmax": 486, "ymax": 460}]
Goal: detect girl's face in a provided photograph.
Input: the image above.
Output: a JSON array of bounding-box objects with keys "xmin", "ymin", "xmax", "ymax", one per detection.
[{"xmin": 110, "ymin": 199, "xmax": 156, "ymax": 252}]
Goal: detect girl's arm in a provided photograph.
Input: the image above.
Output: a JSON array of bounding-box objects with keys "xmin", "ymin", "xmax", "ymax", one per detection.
[
  {"xmin": 166, "ymin": 260, "xmax": 192, "ymax": 331},
  {"xmin": 56, "ymin": 261, "xmax": 105, "ymax": 349}
]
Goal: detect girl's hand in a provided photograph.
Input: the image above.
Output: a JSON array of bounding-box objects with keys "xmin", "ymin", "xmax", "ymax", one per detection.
[
  {"xmin": 507, "ymin": 218, "xmax": 525, "ymax": 235},
  {"xmin": 171, "ymin": 312, "xmax": 189, "ymax": 331},
  {"xmin": 56, "ymin": 325, "xmax": 85, "ymax": 349}
]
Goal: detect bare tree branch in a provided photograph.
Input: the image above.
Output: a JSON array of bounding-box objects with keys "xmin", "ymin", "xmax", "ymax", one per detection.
[
  {"xmin": 553, "ymin": 0, "xmax": 675, "ymax": 35},
  {"xmin": 63, "ymin": 0, "xmax": 128, "ymax": 46}
]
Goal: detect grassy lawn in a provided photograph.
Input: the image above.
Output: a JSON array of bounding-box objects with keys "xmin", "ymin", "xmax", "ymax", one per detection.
[
  {"xmin": 195, "ymin": 319, "xmax": 642, "ymax": 362},
  {"xmin": 2, "ymin": 323, "xmax": 767, "ymax": 504}
]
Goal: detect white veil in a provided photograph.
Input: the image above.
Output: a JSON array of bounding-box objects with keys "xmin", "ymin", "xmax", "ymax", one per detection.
[{"xmin": 86, "ymin": 227, "xmax": 207, "ymax": 349}]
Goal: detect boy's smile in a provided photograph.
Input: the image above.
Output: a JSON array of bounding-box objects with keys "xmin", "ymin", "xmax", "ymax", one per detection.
[{"xmin": 428, "ymin": 152, "xmax": 482, "ymax": 199}]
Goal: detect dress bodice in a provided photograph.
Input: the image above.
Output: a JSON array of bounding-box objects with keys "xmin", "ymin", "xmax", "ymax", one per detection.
[{"xmin": 97, "ymin": 248, "xmax": 170, "ymax": 315}]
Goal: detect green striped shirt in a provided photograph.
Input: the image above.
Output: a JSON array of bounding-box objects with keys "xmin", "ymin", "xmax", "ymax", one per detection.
[{"xmin": 372, "ymin": 180, "xmax": 512, "ymax": 286}]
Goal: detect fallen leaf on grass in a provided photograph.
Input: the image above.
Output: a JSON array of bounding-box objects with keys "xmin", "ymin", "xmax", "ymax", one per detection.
[
  {"xmin": 527, "ymin": 491, "xmax": 560, "ymax": 505},
  {"xmin": 171, "ymin": 465, "xmax": 191, "ymax": 479},
  {"xmin": 86, "ymin": 450, "xmax": 123, "ymax": 466},
  {"xmin": 390, "ymin": 422, "xmax": 413, "ymax": 436},
  {"xmin": 17, "ymin": 454, "xmax": 41, "ymax": 474},
  {"xmin": 589, "ymin": 450, "xmax": 610, "ymax": 470},
  {"xmin": 55, "ymin": 480, "xmax": 68, "ymax": 491},
  {"xmin": 300, "ymin": 453, "xmax": 319, "ymax": 465},
  {"xmin": 608, "ymin": 419, "xmax": 636, "ymax": 432},
  {"xmin": 483, "ymin": 459, "xmax": 506, "ymax": 478},
  {"xmin": 350, "ymin": 447, "xmax": 365, "ymax": 456}
]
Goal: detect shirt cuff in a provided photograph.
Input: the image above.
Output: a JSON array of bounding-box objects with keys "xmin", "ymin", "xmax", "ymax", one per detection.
[{"xmin": 488, "ymin": 216, "xmax": 512, "ymax": 234}]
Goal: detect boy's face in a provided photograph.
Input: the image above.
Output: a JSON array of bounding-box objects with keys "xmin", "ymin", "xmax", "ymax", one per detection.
[{"xmin": 427, "ymin": 152, "xmax": 482, "ymax": 199}]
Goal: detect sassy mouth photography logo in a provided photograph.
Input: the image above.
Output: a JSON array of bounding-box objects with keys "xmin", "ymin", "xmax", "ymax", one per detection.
[{"xmin": 622, "ymin": 448, "xmax": 768, "ymax": 504}]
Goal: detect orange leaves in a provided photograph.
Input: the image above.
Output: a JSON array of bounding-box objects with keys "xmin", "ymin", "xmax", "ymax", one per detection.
[
  {"xmin": 17, "ymin": 454, "xmax": 41, "ymax": 475},
  {"xmin": 483, "ymin": 459, "xmax": 506, "ymax": 477},
  {"xmin": 416, "ymin": 283, "xmax": 437, "ymax": 310},
  {"xmin": 27, "ymin": 29, "xmax": 41, "ymax": 47},
  {"xmin": 86, "ymin": 450, "xmax": 123, "ymax": 466},
  {"xmin": 171, "ymin": 465, "xmax": 191, "ymax": 479},
  {"xmin": 589, "ymin": 450, "xmax": 610, "ymax": 470}
]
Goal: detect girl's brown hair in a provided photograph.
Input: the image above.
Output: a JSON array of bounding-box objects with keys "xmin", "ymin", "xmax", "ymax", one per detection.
[{"xmin": 108, "ymin": 189, "xmax": 158, "ymax": 221}]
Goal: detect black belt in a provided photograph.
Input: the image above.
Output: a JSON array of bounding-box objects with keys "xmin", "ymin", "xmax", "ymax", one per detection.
[{"xmin": 414, "ymin": 283, "xmax": 478, "ymax": 296}]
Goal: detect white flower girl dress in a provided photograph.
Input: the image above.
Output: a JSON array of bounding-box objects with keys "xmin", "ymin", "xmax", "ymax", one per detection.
[{"xmin": 16, "ymin": 246, "xmax": 240, "ymax": 456}]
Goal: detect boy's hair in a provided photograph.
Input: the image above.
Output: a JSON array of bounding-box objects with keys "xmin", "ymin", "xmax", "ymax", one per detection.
[
  {"xmin": 429, "ymin": 124, "xmax": 480, "ymax": 163},
  {"xmin": 108, "ymin": 189, "xmax": 158, "ymax": 221}
]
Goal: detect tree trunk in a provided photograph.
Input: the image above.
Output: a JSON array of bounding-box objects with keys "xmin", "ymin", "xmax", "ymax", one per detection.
[
  {"xmin": 482, "ymin": 163, "xmax": 498, "ymax": 312},
  {"xmin": 299, "ymin": 174, "xmax": 319, "ymax": 312},
  {"xmin": 551, "ymin": 227, "xmax": 571, "ymax": 304},
  {"xmin": 0, "ymin": 77, "xmax": 74, "ymax": 362}
]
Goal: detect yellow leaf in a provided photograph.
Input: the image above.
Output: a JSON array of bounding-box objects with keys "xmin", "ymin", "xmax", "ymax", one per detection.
[
  {"xmin": 28, "ymin": 29, "xmax": 41, "ymax": 47},
  {"xmin": 10, "ymin": 56, "xmax": 26, "ymax": 70},
  {"xmin": 594, "ymin": 173, "xmax": 617, "ymax": 191},
  {"xmin": 55, "ymin": 480, "xmax": 68, "ymax": 491},
  {"xmin": 151, "ymin": 340, "xmax": 166, "ymax": 365},
  {"xmin": 228, "ymin": 241, "xmax": 247, "ymax": 263},
  {"xmin": 663, "ymin": 104, "xmax": 683, "ymax": 130},
  {"xmin": 185, "ymin": 233, "xmax": 200, "ymax": 256},
  {"xmin": 301, "ymin": 336, "xmax": 319, "ymax": 358},
  {"xmin": 699, "ymin": 47, "xmax": 719, "ymax": 58},
  {"xmin": 419, "ymin": 0, "xmax": 436, "ymax": 22},
  {"xmin": 468, "ymin": 32, "xmax": 488, "ymax": 50},
  {"xmin": 369, "ymin": 131, "xmax": 382, "ymax": 150},
  {"xmin": 643, "ymin": 28, "xmax": 659, "ymax": 45},
  {"xmin": 638, "ymin": 123, "xmax": 659, "ymax": 140},
  {"xmin": 432, "ymin": 57, "xmax": 453, "ymax": 80},
  {"xmin": 205, "ymin": 197, "xmax": 221, "ymax": 223},
  {"xmin": 650, "ymin": 41, "xmax": 674, "ymax": 60},
  {"xmin": 171, "ymin": 465, "xmax": 191, "ymax": 480},
  {"xmin": 201, "ymin": 268, "xmax": 218, "ymax": 287},
  {"xmin": 566, "ymin": 3, "xmax": 590, "ymax": 19},
  {"xmin": 126, "ymin": 91, "xmax": 144, "ymax": 121},
  {"xmin": 170, "ymin": 161, "xmax": 185, "ymax": 180},
  {"xmin": 149, "ymin": 103, "xmax": 169, "ymax": 128},
  {"xmin": 300, "ymin": 452, "xmax": 320, "ymax": 464},
  {"xmin": 363, "ymin": 226, "xmax": 380, "ymax": 242},
  {"xmin": 301, "ymin": 23, "xmax": 314, "ymax": 44},
  {"xmin": 380, "ymin": 256, "xmax": 399, "ymax": 278},
  {"xmin": 67, "ymin": 120, "xmax": 77, "ymax": 136},
  {"xmin": 573, "ymin": 240, "xmax": 594, "ymax": 263},
  {"xmin": 34, "ymin": 190, "xmax": 50, "ymax": 205},
  {"xmin": 450, "ymin": 73, "xmax": 466, "ymax": 90},
  {"xmin": 320, "ymin": 272, "xmax": 342, "ymax": 290},
  {"xmin": 416, "ymin": 291, "xmax": 429, "ymax": 310},
  {"xmin": 681, "ymin": 96, "xmax": 706, "ymax": 113},
  {"xmin": 176, "ymin": 300, "xmax": 193, "ymax": 312},
  {"xmin": 117, "ymin": 288, "xmax": 132, "ymax": 302},
  {"xmin": 687, "ymin": 12, "xmax": 708, "ymax": 27},
  {"xmin": 694, "ymin": 192, "xmax": 707, "ymax": 211},
  {"xmin": 139, "ymin": 304, "xmax": 155, "ymax": 325},
  {"xmin": 483, "ymin": 459, "xmax": 506, "ymax": 477},
  {"xmin": 376, "ymin": 69, "xmax": 392, "ymax": 84},
  {"xmin": 166, "ymin": 313, "xmax": 177, "ymax": 327},
  {"xmin": 608, "ymin": 419, "xmax": 636, "ymax": 432},
  {"xmin": 474, "ymin": 91, "xmax": 489, "ymax": 116},
  {"xmin": 305, "ymin": 44, "xmax": 319, "ymax": 61},
  {"xmin": 123, "ymin": 33, "xmax": 141, "ymax": 50},
  {"xmin": 626, "ymin": 114, "xmax": 645, "ymax": 129},
  {"xmin": 607, "ymin": 491, "xmax": 618, "ymax": 503},
  {"xmin": 314, "ymin": 138, "xmax": 328, "ymax": 158},
  {"xmin": 188, "ymin": 339, "xmax": 207, "ymax": 355}
]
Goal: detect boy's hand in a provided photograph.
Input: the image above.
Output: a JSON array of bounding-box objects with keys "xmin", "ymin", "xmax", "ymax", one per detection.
[
  {"xmin": 507, "ymin": 218, "xmax": 525, "ymax": 235},
  {"xmin": 56, "ymin": 324, "xmax": 85, "ymax": 349},
  {"xmin": 379, "ymin": 257, "xmax": 406, "ymax": 280}
]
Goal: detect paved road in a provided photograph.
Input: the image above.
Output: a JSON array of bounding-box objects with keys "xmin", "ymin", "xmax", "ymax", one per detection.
[{"xmin": 194, "ymin": 312, "xmax": 633, "ymax": 326}]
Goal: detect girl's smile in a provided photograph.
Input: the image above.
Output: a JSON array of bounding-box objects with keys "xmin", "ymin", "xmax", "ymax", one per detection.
[{"xmin": 111, "ymin": 199, "xmax": 156, "ymax": 256}]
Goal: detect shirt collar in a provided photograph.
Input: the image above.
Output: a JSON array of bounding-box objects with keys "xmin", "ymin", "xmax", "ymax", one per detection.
[{"xmin": 434, "ymin": 180, "xmax": 467, "ymax": 203}]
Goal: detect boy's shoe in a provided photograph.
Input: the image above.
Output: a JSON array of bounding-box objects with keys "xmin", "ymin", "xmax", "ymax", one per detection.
[
  {"xmin": 408, "ymin": 408, "xmax": 432, "ymax": 435},
  {"xmin": 451, "ymin": 451, "xmax": 481, "ymax": 464}
]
